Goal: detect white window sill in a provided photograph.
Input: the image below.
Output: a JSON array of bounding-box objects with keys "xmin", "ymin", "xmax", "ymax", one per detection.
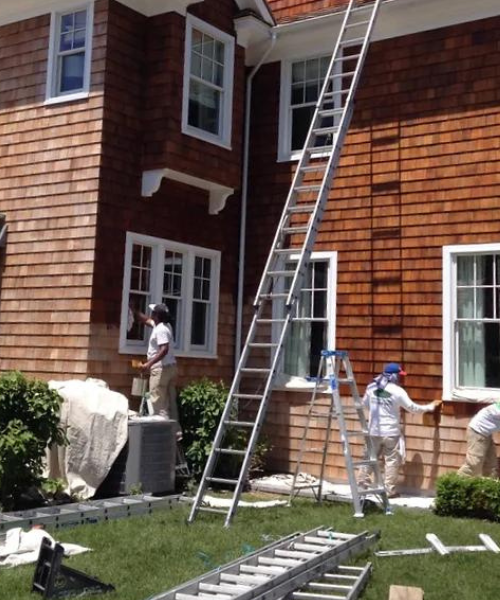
[
  {"xmin": 273, "ymin": 374, "xmax": 331, "ymax": 393},
  {"xmin": 44, "ymin": 91, "xmax": 90, "ymax": 106},
  {"xmin": 119, "ymin": 345, "xmax": 217, "ymax": 360},
  {"xmin": 182, "ymin": 125, "xmax": 232, "ymax": 150},
  {"xmin": 445, "ymin": 387, "xmax": 500, "ymax": 403}
]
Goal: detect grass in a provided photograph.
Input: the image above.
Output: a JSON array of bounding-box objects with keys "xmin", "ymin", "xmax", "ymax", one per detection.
[{"xmin": 3, "ymin": 497, "xmax": 500, "ymax": 599}]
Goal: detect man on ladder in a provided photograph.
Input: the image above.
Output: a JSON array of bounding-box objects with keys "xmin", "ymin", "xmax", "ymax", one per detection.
[{"xmin": 357, "ymin": 362, "xmax": 440, "ymax": 498}]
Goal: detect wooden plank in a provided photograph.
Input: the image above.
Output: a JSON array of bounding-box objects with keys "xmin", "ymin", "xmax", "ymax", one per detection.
[{"xmin": 388, "ymin": 585, "xmax": 424, "ymax": 600}]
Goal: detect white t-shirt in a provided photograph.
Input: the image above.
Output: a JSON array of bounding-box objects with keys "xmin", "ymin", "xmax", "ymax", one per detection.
[
  {"xmin": 469, "ymin": 402, "xmax": 500, "ymax": 437},
  {"xmin": 363, "ymin": 381, "xmax": 434, "ymax": 437},
  {"xmin": 147, "ymin": 322, "xmax": 176, "ymax": 367}
]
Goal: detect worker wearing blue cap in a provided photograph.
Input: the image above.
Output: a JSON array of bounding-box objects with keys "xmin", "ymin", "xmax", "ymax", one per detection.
[{"xmin": 357, "ymin": 362, "xmax": 440, "ymax": 498}]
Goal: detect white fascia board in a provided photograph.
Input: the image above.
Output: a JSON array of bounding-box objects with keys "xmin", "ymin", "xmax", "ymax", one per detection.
[
  {"xmin": 250, "ymin": 0, "xmax": 500, "ymax": 65},
  {"xmin": 115, "ymin": 0, "xmax": 202, "ymax": 17}
]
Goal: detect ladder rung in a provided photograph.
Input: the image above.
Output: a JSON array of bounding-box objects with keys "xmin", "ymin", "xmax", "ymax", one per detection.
[
  {"xmin": 240, "ymin": 368, "xmax": 271, "ymax": 373},
  {"xmin": 273, "ymin": 248, "xmax": 300, "ymax": 255},
  {"xmin": 224, "ymin": 420, "xmax": 255, "ymax": 428},
  {"xmin": 287, "ymin": 204, "xmax": 316, "ymax": 214},
  {"xmin": 338, "ymin": 566, "xmax": 365, "ymax": 572},
  {"xmin": 259, "ymin": 557, "xmax": 302, "ymax": 567},
  {"xmin": 307, "ymin": 583, "xmax": 351, "ymax": 591},
  {"xmin": 300, "ymin": 163, "xmax": 327, "ymax": 173},
  {"xmin": 293, "ymin": 593, "xmax": 345, "ymax": 600},
  {"xmin": 248, "ymin": 342, "xmax": 279, "ymax": 348},
  {"xmin": 341, "ymin": 36, "xmax": 366, "ymax": 46},
  {"xmin": 329, "ymin": 70, "xmax": 355, "ymax": 80},
  {"xmin": 268, "ymin": 270, "xmax": 295, "ymax": 276},
  {"xmin": 233, "ymin": 393, "xmax": 263, "ymax": 400},
  {"xmin": 293, "ymin": 543, "xmax": 327, "ymax": 553},
  {"xmin": 318, "ymin": 107, "xmax": 344, "ymax": 117},
  {"xmin": 197, "ymin": 506, "xmax": 228, "ymax": 515},
  {"xmin": 275, "ymin": 549, "xmax": 316, "ymax": 560},
  {"xmin": 306, "ymin": 145, "xmax": 332, "ymax": 154},
  {"xmin": 283, "ymin": 226, "xmax": 309, "ymax": 235},
  {"xmin": 259, "ymin": 292, "xmax": 289, "ymax": 299},
  {"xmin": 345, "ymin": 429, "xmax": 368, "ymax": 437},
  {"xmin": 324, "ymin": 574, "xmax": 359, "ymax": 581},
  {"xmin": 352, "ymin": 459, "xmax": 377, "ymax": 468},
  {"xmin": 312, "ymin": 126, "xmax": 338, "ymax": 137},
  {"xmin": 344, "ymin": 20, "xmax": 370, "ymax": 29},
  {"xmin": 220, "ymin": 573, "xmax": 270, "ymax": 585},
  {"xmin": 294, "ymin": 184, "xmax": 321, "ymax": 193},
  {"xmin": 199, "ymin": 583, "xmax": 251, "ymax": 594},
  {"xmin": 240, "ymin": 565, "xmax": 287, "ymax": 576},
  {"xmin": 206, "ymin": 477, "xmax": 238, "ymax": 485},
  {"xmin": 336, "ymin": 53, "xmax": 361, "ymax": 61},
  {"xmin": 215, "ymin": 449, "xmax": 246, "ymax": 456}
]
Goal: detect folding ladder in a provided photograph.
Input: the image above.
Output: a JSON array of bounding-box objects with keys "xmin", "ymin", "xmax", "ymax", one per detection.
[
  {"xmin": 289, "ymin": 351, "xmax": 390, "ymax": 517},
  {"xmin": 148, "ymin": 527, "xmax": 379, "ymax": 600},
  {"xmin": 188, "ymin": 0, "xmax": 383, "ymax": 527}
]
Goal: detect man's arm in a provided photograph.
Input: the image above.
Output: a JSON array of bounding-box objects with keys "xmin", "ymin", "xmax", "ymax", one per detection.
[
  {"xmin": 132, "ymin": 307, "xmax": 154, "ymax": 328},
  {"xmin": 398, "ymin": 388, "xmax": 440, "ymax": 413},
  {"xmin": 141, "ymin": 344, "xmax": 168, "ymax": 372}
]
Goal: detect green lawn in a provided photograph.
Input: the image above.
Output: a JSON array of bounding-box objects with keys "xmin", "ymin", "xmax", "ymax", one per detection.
[{"xmin": 3, "ymin": 498, "xmax": 500, "ymax": 600}]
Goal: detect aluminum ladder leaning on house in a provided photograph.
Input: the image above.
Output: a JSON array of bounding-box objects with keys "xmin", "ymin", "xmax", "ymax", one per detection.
[
  {"xmin": 289, "ymin": 350, "xmax": 390, "ymax": 518},
  {"xmin": 148, "ymin": 527, "xmax": 378, "ymax": 600},
  {"xmin": 188, "ymin": 0, "xmax": 384, "ymax": 527}
]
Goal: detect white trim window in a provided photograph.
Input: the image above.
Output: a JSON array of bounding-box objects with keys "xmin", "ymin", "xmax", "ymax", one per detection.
[
  {"xmin": 443, "ymin": 243, "xmax": 500, "ymax": 400},
  {"xmin": 46, "ymin": 3, "xmax": 94, "ymax": 103},
  {"xmin": 278, "ymin": 54, "xmax": 341, "ymax": 162},
  {"xmin": 120, "ymin": 233, "xmax": 221, "ymax": 358},
  {"xmin": 273, "ymin": 252, "xmax": 337, "ymax": 388},
  {"xmin": 182, "ymin": 15, "xmax": 235, "ymax": 148}
]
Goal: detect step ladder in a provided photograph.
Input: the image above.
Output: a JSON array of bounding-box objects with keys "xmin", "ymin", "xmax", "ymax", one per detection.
[
  {"xmin": 148, "ymin": 527, "xmax": 379, "ymax": 600},
  {"xmin": 188, "ymin": 0, "xmax": 383, "ymax": 527},
  {"xmin": 290, "ymin": 350, "xmax": 390, "ymax": 518},
  {"xmin": 0, "ymin": 494, "xmax": 180, "ymax": 533}
]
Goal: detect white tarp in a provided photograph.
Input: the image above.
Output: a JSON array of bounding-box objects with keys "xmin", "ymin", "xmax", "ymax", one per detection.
[
  {"xmin": 46, "ymin": 379, "xmax": 129, "ymax": 499},
  {"xmin": 0, "ymin": 527, "xmax": 90, "ymax": 569}
]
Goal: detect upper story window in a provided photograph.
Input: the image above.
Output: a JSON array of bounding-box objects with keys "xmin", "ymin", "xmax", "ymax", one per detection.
[
  {"xmin": 46, "ymin": 3, "xmax": 93, "ymax": 103},
  {"xmin": 278, "ymin": 54, "xmax": 342, "ymax": 162},
  {"xmin": 120, "ymin": 233, "xmax": 221, "ymax": 358},
  {"xmin": 443, "ymin": 244, "xmax": 500, "ymax": 401},
  {"xmin": 273, "ymin": 252, "xmax": 337, "ymax": 388},
  {"xmin": 182, "ymin": 15, "xmax": 235, "ymax": 148}
]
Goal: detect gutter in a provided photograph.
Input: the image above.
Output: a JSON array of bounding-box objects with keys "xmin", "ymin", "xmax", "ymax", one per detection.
[{"xmin": 235, "ymin": 31, "xmax": 277, "ymax": 370}]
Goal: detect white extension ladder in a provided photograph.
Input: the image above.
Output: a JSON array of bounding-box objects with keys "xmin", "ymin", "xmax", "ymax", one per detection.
[
  {"xmin": 290, "ymin": 350, "xmax": 390, "ymax": 517},
  {"xmin": 188, "ymin": 0, "xmax": 383, "ymax": 527},
  {"xmin": 149, "ymin": 527, "xmax": 378, "ymax": 600}
]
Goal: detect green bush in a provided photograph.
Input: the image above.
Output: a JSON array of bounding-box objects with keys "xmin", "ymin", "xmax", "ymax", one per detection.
[
  {"xmin": 178, "ymin": 378, "xmax": 270, "ymax": 482},
  {"xmin": 434, "ymin": 472, "xmax": 500, "ymax": 521},
  {"xmin": 0, "ymin": 371, "xmax": 66, "ymax": 510}
]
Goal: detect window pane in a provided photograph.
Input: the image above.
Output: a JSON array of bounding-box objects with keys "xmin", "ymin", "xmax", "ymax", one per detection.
[
  {"xmin": 458, "ymin": 322, "xmax": 500, "ymax": 387},
  {"xmin": 60, "ymin": 13, "xmax": 74, "ymax": 34},
  {"xmin": 291, "ymin": 83, "xmax": 304, "ymax": 106},
  {"xmin": 291, "ymin": 106, "xmax": 314, "ymax": 151},
  {"xmin": 73, "ymin": 28, "xmax": 86, "ymax": 49},
  {"xmin": 476, "ymin": 287, "xmax": 493, "ymax": 319},
  {"xmin": 291, "ymin": 61, "xmax": 305, "ymax": 84},
  {"xmin": 304, "ymin": 79, "xmax": 320, "ymax": 103},
  {"xmin": 477, "ymin": 255, "xmax": 493, "ymax": 285},
  {"xmin": 74, "ymin": 10, "xmax": 87, "ymax": 29},
  {"xmin": 60, "ymin": 33, "xmax": 73, "ymax": 52},
  {"xmin": 191, "ymin": 53, "xmax": 202, "ymax": 77},
  {"xmin": 313, "ymin": 289, "xmax": 327, "ymax": 318},
  {"xmin": 457, "ymin": 288, "xmax": 474, "ymax": 318},
  {"xmin": 457, "ymin": 255, "xmax": 474, "ymax": 285},
  {"xmin": 59, "ymin": 53, "xmax": 85, "ymax": 92},
  {"xmin": 188, "ymin": 80, "xmax": 220, "ymax": 134},
  {"xmin": 162, "ymin": 297, "xmax": 181, "ymax": 343},
  {"xmin": 191, "ymin": 302, "xmax": 208, "ymax": 346},
  {"xmin": 201, "ymin": 57, "xmax": 214, "ymax": 83},
  {"xmin": 215, "ymin": 41, "xmax": 225, "ymax": 65},
  {"xmin": 127, "ymin": 293, "xmax": 147, "ymax": 340},
  {"xmin": 285, "ymin": 321, "xmax": 311, "ymax": 377}
]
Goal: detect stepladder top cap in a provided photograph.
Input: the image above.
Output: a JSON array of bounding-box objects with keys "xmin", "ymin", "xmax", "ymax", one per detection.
[{"xmin": 321, "ymin": 350, "xmax": 347, "ymax": 357}]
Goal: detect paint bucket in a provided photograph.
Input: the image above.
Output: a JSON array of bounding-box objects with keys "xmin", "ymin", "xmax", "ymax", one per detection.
[{"xmin": 131, "ymin": 377, "xmax": 147, "ymax": 397}]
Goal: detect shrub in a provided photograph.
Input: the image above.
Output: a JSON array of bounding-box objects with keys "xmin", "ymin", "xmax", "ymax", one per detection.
[
  {"xmin": 178, "ymin": 378, "xmax": 270, "ymax": 482},
  {"xmin": 434, "ymin": 472, "xmax": 500, "ymax": 521},
  {"xmin": 0, "ymin": 371, "xmax": 66, "ymax": 510}
]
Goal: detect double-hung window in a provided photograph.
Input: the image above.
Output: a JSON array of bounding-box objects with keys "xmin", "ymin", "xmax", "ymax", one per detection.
[
  {"xmin": 182, "ymin": 15, "xmax": 235, "ymax": 148},
  {"xmin": 46, "ymin": 4, "xmax": 93, "ymax": 102},
  {"xmin": 120, "ymin": 233, "xmax": 221, "ymax": 358},
  {"xmin": 278, "ymin": 54, "xmax": 342, "ymax": 162},
  {"xmin": 443, "ymin": 244, "xmax": 500, "ymax": 400},
  {"xmin": 273, "ymin": 252, "xmax": 337, "ymax": 387}
]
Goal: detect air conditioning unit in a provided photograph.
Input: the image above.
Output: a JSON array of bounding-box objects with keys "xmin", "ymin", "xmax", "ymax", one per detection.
[{"xmin": 99, "ymin": 417, "xmax": 177, "ymax": 496}]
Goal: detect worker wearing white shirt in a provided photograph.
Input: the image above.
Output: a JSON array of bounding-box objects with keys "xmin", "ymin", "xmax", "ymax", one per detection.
[
  {"xmin": 458, "ymin": 402, "xmax": 500, "ymax": 478},
  {"xmin": 357, "ymin": 362, "xmax": 439, "ymax": 498}
]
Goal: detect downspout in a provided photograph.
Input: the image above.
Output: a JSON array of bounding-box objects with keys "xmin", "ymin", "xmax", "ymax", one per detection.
[{"xmin": 235, "ymin": 31, "xmax": 277, "ymax": 370}]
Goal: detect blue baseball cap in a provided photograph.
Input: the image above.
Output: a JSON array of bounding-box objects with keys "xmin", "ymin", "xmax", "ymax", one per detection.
[{"xmin": 383, "ymin": 362, "xmax": 407, "ymax": 376}]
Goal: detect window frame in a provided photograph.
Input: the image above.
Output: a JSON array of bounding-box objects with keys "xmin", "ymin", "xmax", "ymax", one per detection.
[
  {"xmin": 120, "ymin": 232, "xmax": 221, "ymax": 358},
  {"xmin": 272, "ymin": 251, "xmax": 337, "ymax": 390},
  {"xmin": 182, "ymin": 14, "xmax": 235, "ymax": 149},
  {"xmin": 45, "ymin": 1, "xmax": 94, "ymax": 105},
  {"xmin": 443, "ymin": 242, "xmax": 500, "ymax": 402},
  {"xmin": 278, "ymin": 52, "xmax": 342, "ymax": 163}
]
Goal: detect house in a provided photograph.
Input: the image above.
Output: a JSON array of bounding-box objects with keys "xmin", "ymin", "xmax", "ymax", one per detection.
[{"xmin": 1, "ymin": 0, "xmax": 499, "ymax": 494}]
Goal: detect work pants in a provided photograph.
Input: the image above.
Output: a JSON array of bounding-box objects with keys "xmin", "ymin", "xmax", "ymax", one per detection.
[
  {"xmin": 149, "ymin": 364, "xmax": 181, "ymax": 437},
  {"xmin": 458, "ymin": 427, "xmax": 498, "ymax": 478},
  {"xmin": 357, "ymin": 435, "xmax": 402, "ymax": 496}
]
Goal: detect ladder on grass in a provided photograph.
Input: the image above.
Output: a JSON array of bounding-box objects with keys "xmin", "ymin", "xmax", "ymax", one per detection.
[
  {"xmin": 149, "ymin": 527, "xmax": 378, "ymax": 600},
  {"xmin": 188, "ymin": 0, "xmax": 383, "ymax": 527},
  {"xmin": 289, "ymin": 351, "xmax": 390, "ymax": 517}
]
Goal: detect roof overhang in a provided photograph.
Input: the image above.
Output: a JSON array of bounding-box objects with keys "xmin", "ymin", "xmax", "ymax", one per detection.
[
  {"xmin": 0, "ymin": 0, "xmax": 273, "ymax": 26},
  {"xmin": 248, "ymin": 0, "xmax": 500, "ymax": 64}
]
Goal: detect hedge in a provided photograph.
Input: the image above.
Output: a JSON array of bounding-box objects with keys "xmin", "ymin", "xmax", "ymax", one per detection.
[{"xmin": 434, "ymin": 472, "xmax": 500, "ymax": 521}]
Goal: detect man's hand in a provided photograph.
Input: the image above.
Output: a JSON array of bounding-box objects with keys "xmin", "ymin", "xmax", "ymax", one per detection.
[
  {"xmin": 431, "ymin": 399, "xmax": 443, "ymax": 411},
  {"xmin": 139, "ymin": 363, "xmax": 150, "ymax": 374}
]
